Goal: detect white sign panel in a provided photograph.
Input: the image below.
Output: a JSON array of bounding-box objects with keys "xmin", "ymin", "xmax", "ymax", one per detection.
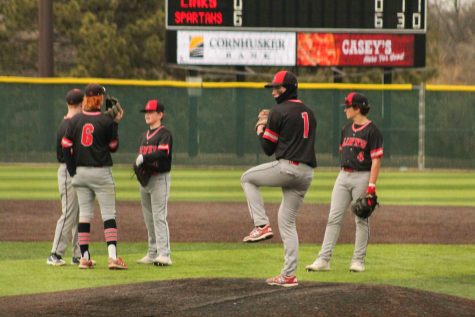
[{"xmin": 177, "ymin": 31, "xmax": 296, "ymax": 66}]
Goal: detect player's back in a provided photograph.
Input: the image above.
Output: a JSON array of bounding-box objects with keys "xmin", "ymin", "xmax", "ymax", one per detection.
[{"xmin": 69, "ymin": 111, "xmax": 117, "ymax": 167}]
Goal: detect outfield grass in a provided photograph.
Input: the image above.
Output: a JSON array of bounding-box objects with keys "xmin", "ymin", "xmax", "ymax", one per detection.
[
  {"xmin": 1, "ymin": 164, "xmax": 474, "ymax": 206},
  {"xmin": 0, "ymin": 242, "xmax": 474, "ymax": 299}
]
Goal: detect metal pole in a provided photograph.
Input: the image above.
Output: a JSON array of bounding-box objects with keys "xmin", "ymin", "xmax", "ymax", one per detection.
[
  {"xmin": 417, "ymin": 83, "xmax": 426, "ymax": 170},
  {"xmin": 38, "ymin": 0, "xmax": 54, "ymax": 76}
]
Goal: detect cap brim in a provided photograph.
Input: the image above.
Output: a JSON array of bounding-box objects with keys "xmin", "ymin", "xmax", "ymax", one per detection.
[{"xmin": 264, "ymin": 83, "xmax": 281, "ymax": 88}]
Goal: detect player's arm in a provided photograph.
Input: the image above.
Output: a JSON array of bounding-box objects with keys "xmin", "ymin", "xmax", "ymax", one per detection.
[
  {"xmin": 108, "ymin": 122, "xmax": 119, "ymax": 153},
  {"xmin": 61, "ymin": 125, "xmax": 76, "ymax": 177},
  {"xmin": 367, "ymin": 128, "xmax": 384, "ymax": 193},
  {"xmin": 142, "ymin": 132, "xmax": 172, "ymax": 165},
  {"xmin": 258, "ymin": 111, "xmax": 279, "ymax": 156}
]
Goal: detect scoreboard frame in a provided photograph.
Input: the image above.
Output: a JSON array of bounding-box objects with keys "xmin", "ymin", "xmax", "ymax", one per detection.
[{"xmin": 166, "ymin": 0, "xmax": 427, "ymax": 34}]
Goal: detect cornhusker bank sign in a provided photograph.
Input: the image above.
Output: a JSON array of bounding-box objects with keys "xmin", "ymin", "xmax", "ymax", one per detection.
[{"xmin": 177, "ymin": 31, "xmax": 296, "ymax": 66}]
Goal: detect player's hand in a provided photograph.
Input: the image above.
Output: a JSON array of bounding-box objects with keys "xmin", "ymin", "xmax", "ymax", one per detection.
[
  {"xmin": 135, "ymin": 154, "xmax": 144, "ymax": 166},
  {"xmin": 113, "ymin": 103, "xmax": 124, "ymax": 123},
  {"xmin": 366, "ymin": 183, "xmax": 376, "ymax": 195},
  {"xmin": 256, "ymin": 124, "xmax": 265, "ymax": 136}
]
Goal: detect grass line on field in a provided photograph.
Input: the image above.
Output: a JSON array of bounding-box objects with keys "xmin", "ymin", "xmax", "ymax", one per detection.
[
  {"xmin": 0, "ymin": 164, "xmax": 474, "ymax": 206},
  {"xmin": 0, "ymin": 242, "xmax": 474, "ymax": 300}
]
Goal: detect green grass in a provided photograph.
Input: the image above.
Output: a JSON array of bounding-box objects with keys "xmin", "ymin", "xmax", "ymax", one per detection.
[
  {"xmin": 1, "ymin": 242, "xmax": 474, "ymax": 299},
  {"xmin": 1, "ymin": 164, "xmax": 474, "ymax": 206}
]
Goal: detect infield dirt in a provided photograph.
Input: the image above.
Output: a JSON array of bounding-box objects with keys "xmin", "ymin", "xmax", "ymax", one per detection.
[{"xmin": 0, "ymin": 201, "xmax": 474, "ymax": 316}]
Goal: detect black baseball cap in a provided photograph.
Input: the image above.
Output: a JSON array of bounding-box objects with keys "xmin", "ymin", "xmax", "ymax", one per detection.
[
  {"xmin": 85, "ymin": 84, "xmax": 106, "ymax": 96},
  {"xmin": 344, "ymin": 92, "xmax": 368, "ymax": 107},
  {"xmin": 65, "ymin": 88, "xmax": 84, "ymax": 105},
  {"xmin": 140, "ymin": 99, "xmax": 165, "ymax": 113},
  {"xmin": 264, "ymin": 70, "xmax": 298, "ymax": 88}
]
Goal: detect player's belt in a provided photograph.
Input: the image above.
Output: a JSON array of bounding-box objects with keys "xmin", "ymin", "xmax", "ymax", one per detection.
[{"xmin": 341, "ymin": 167, "xmax": 354, "ymax": 172}]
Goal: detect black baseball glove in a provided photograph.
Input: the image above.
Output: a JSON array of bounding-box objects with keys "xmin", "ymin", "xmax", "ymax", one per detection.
[
  {"xmin": 351, "ymin": 193, "xmax": 379, "ymax": 218},
  {"xmin": 133, "ymin": 163, "xmax": 152, "ymax": 187}
]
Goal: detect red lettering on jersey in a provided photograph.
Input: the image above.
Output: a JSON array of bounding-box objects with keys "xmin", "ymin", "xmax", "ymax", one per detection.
[
  {"xmin": 341, "ymin": 137, "xmax": 367, "ymax": 149},
  {"xmin": 81, "ymin": 124, "xmax": 94, "ymax": 147},
  {"xmin": 357, "ymin": 151, "xmax": 365, "ymax": 162}
]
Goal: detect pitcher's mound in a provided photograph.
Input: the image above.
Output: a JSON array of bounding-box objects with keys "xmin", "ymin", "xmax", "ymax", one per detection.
[{"xmin": 1, "ymin": 278, "xmax": 474, "ymax": 317}]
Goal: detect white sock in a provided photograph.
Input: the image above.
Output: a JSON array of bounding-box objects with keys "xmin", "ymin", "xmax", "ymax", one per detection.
[
  {"xmin": 83, "ymin": 251, "xmax": 90, "ymax": 260},
  {"xmin": 108, "ymin": 244, "xmax": 117, "ymax": 260}
]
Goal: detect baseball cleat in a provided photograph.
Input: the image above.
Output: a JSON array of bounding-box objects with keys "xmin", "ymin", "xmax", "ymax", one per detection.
[
  {"xmin": 47, "ymin": 253, "xmax": 66, "ymax": 266},
  {"xmin": 153, "ymin": 255, "xmax": 172, "ymax": 266},
  {"xmin": 243, "ymin": 224, "xmax": 274, "ymax": 243},
  {"xmin": 349, "ymin": 261, "xmax": 365, "ymax": 272},
  {"xmin": 78, "ymin": 258, "xmax": 95, "ymax": 269},
  {"xmin": 305, "ymin": 258, "xmax": 330, "ymax": 272},
  {"xmin": 71, "ymin": 257, "xmax": 81, "ymax": 265},
  {"xmin": 108, "ymin": 257, "xmax": 128, "ymax": 270},
  {"xmin": 266, "ymin": 274, "xmax": 298, "ymax": 287},
  {"xmin": 136, "ymin": 255, "xmax": 155, "ymax": 264}
]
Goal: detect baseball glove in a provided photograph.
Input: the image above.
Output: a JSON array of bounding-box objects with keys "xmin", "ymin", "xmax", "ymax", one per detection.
[
  {"xmin": 255, "ymin": 109, "xmax": 270, "ymax": 130},
  {"xmin": 351, "ymin": 193, "xmax": 379, "ymax": 218},
  {"xmin": 133, "ymin": 163, "xmax": 152, "ymax": 187},
  {"xmin": 104, "ymin": 96, "xmax": 123, "ymax": 120}
]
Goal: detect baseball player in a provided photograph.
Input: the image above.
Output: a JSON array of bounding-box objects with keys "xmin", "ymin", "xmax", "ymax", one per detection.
[
  {"xmin": 306, "ymin": 92, "xmax": 383, "ymax": 273},
  {"xmin": 61, "ymin": 83, "xmax": 127, "ymax": 270},
  {"xmin": 134, "ymin": 100, "xmax": 173, "ymax": 266},
  {"xmin": 47, "ymin": 89, "xmax": 84, "ymax": 266},
  {"xmin": 241, "ymin": 71, "xmax": 317, "ymax": 287}
]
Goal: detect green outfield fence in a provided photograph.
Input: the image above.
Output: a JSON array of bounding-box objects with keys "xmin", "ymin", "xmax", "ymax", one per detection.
[{"xmin": 0, "ymin": 77, "xmax": 474, "ymax": 169}]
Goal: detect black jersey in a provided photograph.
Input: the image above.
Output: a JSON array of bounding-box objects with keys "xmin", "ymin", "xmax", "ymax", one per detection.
[
  {"xmin": 138, "ymin": 125, "xmax": 173, "ymax": 173},
  {"xmin": 261, "ymin": 99, "xmax": 317, "ymax": 167},
  {"xmin": 62, "ymin": 111, "xmax": 119, "ymax": 167},
  {"xmin": 56, "ymin": 117, "xmax": 71, "ymax": 163},
  {"xmin": 339, "ymin": 121, "xmax": 383, "ymax": 171}
]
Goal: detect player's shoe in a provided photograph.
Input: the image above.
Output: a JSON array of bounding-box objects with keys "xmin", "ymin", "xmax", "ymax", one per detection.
[
  {"xmin": 305, "ymin": 258, "xmax": 330, "ymax": 272},
  {"xmin": 153, "ymin": 255, "xmax": 172, "ymax": 266},
  {"xmin": 266, "ymin": 274, "xmax": 298, "ymax": 287},
  {"xmin": 71, "ymin": 257, "xmax": 81, "ymax": 265},
  {"xmin": 46, "ymin": 253, "xmax": 66, "ymax": 266},
  {"xmin": 136, "ymin": 255, "xmax": 155, "ymax": 264},
  {"xmin": 349, "ymin": 261, "xmax": 365, "ymax": 272},
  {"xmin": 78, "ymin": 257, "xmax": 95, "ymax": 269},
  {"xmin": 108, "ymin": 257, "xmax": 128, "ymax": 270},
  {"xmin": 243, "ymin": 224, "xmax": 274, "ymax": 242}
]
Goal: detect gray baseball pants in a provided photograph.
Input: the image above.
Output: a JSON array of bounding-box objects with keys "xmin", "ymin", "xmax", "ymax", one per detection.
[
  {"xmin": 72, "ymin": 167, "xmax": 117, "ymax": 222},
  {"xmin": 140, "ymin": 172, "xmax": 171, "ymax": 258},
  {"xmin": 241, "ymin": 159, "xmax": 314, "ymax": 276},
  {"xmin": 318, "ymin": 170, "xmax": 370, "ymax": 263},
  {"xmin": 50, "ymin": 164, "xmax": 80, "ymax": 258}
]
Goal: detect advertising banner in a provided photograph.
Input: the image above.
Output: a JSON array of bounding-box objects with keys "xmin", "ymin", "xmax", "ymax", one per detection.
[
  {"xmin": 177, "ymin": 31, "xmax": 296, "ymax": 66},
  {"xmin": 297, "ymin": 33, "xmax": 415, "ymax": 67}
]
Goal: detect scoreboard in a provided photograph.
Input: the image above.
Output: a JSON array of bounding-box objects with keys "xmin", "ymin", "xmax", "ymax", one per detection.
[
  {"xmin": 166, "ymin": 0, "xmax": 426, "ymax": 33},
  {"xmin": 165, "ymin": 0, "xmax": 426, "ymax": 67}
]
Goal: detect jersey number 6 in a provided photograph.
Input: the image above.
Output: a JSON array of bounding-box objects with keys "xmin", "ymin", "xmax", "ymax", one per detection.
[
  {"xmin": 301, "ymin": 112, "xmax": 309, "ymax": 139},
  {"xmin": 81, "ymin": 123, "xmax": 95, "ymax": 147}
]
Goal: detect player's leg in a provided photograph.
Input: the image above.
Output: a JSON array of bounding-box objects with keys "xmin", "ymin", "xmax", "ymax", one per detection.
[
  {"xmin": 48, "ymin": 165, "xmax": 70, "ymax": 266},
  {"xmin": 138, "ymin": 182, "xmax": 158, "ymax": 263},
  {"xmin": 149, "ymin": 173, "xmax": 172, "ymax": 265},
  {"xmin": 241, "ymin": 160, "xmax": 291, "ymax": 225},
  {"xmin": 351, "ymin": 172, "xmax": 371, "ymax": 269},
  {"xmin": 72, "ymin": 167, "xmax": 96, "ymax": 268},
  {"xmin": 318, "ymin": 171, "xmax": 353, "ymax": 261},
  {"xmin": 94, "ymin": 167, "xmax": 127, "ymax": 269},
  {"xmin": 278, "ymin": 167, "xmax": 313, "ymax": 277}
]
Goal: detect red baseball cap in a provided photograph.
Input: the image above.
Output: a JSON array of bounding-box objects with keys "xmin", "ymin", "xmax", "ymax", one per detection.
[
  {"xmin": 264, "ymin": 70, "xmax": 298, "ymax": 88},
  {"xmin": 140, "ymin": 99, "xmax": 165, "ymax": 113}
]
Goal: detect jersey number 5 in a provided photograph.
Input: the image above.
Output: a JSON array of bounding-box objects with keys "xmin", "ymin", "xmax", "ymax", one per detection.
[
  {"xmin": 81, "ymin": 123, "xmax": 94, "ymax": 147},
  {"xmin": 301, "ymin": 112, "xmax": 309, "ymax": 139}
]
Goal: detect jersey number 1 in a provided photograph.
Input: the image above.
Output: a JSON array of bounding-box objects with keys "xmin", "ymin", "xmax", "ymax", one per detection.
[
  {"xmin": 301, "ymin": 112, "xmax": 309, "ymax": 139},
  {"xmin": 81, "ymin": 123, "xmax": 94, "ymax": 147}
]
